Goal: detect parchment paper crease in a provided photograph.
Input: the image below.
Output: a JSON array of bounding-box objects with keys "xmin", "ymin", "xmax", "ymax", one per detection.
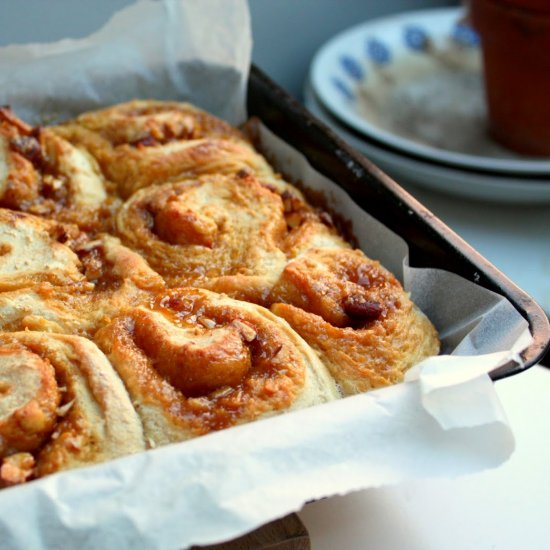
[{"xmin": 0, "ymin": 1, "xmax": 531, "ymax": 549}]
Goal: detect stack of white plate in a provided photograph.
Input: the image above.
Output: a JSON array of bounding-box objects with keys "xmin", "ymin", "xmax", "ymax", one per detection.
[{"xmin": 307, "ymin": 7, "xmax": 550, "ymax": 204}]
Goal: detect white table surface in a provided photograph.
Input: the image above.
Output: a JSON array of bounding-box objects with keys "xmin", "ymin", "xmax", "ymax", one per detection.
[{"xmin": 299, "ymin": 364, "xmax": 550, "ymax": 550}]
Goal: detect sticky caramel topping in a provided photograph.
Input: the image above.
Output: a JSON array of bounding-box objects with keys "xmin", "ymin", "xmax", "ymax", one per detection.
[{"xmin": 95, "ymin": 288, "xmax": 304, "ymax": 435}]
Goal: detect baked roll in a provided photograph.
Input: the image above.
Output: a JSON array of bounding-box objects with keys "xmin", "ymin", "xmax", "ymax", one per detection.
[
  {"xmin": 270, "ymin": 248, "xmax": 440, "ymax": 395},
  {"xmin": 0, "ymin": 208, "xmax": 85, "ymax": 291},
  {"xmin": 0, "ymin": 217, "xmax": 164, "ymax": 336},
  {"xmin": 0, "ymin": 107, "xmax": 117, "ymax": 233},
  {"xmin": 95, "ymin": 287, "xmax": 340, "ymax": 446},
  {"xmin": 0, "ymin": 331, "xmax": 145, "ymax": 487},
  {"xmin": 115, "ymin": 171, "xmax": 289, "ymax": 302},
  {"xmin": 53, "ymin": 100, "xmax": 281, "ymax": 198}
]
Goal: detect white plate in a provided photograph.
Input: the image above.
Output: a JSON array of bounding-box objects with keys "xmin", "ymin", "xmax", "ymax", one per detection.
[
  {"xmin": 304, "ymin": 83, "xmax": 550, "ymax": 204},
  {"xmin": 310, "ymin": 7, "xmax": 550, "ymax": 176}
]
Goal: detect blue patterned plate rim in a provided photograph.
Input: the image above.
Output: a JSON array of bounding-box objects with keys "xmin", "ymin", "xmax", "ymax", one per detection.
[{"xmin": 310, "ymin": 7, "xmax": 550, "ymax": 175}]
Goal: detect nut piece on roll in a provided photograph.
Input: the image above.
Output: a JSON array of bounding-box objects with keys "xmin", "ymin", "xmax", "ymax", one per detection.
[
  {"xmin": 270, "ymin": 248, "xmax": 440, "ymax": 395},
  {"xmin": 53, "ymin": 100, "xmax": 283, "ymax": 198},
  {"xmin": 95, "ymin": 287, "xmax": 340, "ymax": 447},
  {"xmin": 0, "ymin": 332, "xmax": 145, "ymax": 487},
  {"xmin": 0, "ymin": 107, "xmax": 117, "ymax": 233}
]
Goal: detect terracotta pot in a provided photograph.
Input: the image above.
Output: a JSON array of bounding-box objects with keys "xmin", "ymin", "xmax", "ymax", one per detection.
[{"xmin": 470, "ymin": 0, "xmax": 550, "ymax": 156}]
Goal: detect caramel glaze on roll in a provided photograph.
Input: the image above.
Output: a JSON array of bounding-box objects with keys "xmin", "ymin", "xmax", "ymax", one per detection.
[
  {"xmin": 52, "ymin": 100, "xmax": 285, "ymax": 198},
  {"xmin": 0, "ymin": 332, "xmax": 145, "ymax": 487},
  {"xmin": 0, "ymin": 107, "xmax": 119, "ymax": 233},
  {"xmin": 116, "ymin": 171, "xmax": 288, "ymax": 302},
  {"xmin": 95, "ymin": 287, "xmax": 339, "ymax": 446},
  {"xmin": 270, "ymin": 248, "xmax": 439, "ymax": 395}
]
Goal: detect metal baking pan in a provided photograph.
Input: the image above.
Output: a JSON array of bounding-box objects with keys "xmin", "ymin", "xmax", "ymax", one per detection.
[{"xmin": 247, "ymin": 65, "xmax": 550, "ymax": 379}]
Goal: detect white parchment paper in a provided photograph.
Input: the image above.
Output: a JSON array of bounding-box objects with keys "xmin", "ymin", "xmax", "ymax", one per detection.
[{"xmin": 0, "ymin": 1, "xmax": 533, "ymax": 549}]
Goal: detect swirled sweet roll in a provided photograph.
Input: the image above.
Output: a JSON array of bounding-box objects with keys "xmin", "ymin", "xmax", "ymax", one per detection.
[
  {"xmin": 0, "ymin": 208, "xmax": 85, "ymax": 291},
  {"xmin": 53, "ymin": 100, "xmax": 283, "ymax": 198},
  {"xmin": 0, "ymin": 332, "xmax": 145, "ymax": 487},
  {"xmin": 0, "ymin": 107, "xmax": 117, "ymax": 233},
  {"xmin": 270, "ymin": 248, "xmax": 440, "ymax": 395},
  {"xmin": 95, "ymin": 288, "xmax": 340, "ymax": 446},
  {"xmin": 0, "ymin": 221, "xmax": 164, "ymax": 336},
  {"xmin": 115, "ymin": 171, "xmax": 290, "ymax": 303}
]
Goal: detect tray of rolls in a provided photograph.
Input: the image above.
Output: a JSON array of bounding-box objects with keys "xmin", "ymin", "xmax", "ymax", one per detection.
[
  {"xmin": 0, "ymin": 1, "xmax": 548, "ymax": 549},
  {"xmin": 0, "ymin": 93, "xmax": 442, "ymax": 482}
]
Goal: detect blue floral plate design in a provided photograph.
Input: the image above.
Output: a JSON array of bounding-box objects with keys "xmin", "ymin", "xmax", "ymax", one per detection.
[{"xmin": 310, "ymin": 8, "xmax": 550, "ymax": 175}]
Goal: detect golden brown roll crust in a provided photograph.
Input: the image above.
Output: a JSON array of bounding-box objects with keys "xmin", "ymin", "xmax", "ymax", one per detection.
[
  {"xmin": 0, "ymin": 209, "xmax": 85, "ymax": 291},
  {"xmin": 0, "ymin": 229, "xmax": 164, "ymax": 337},
  {"xmin": 115, "ymin": 171, "xmax": 289, "ymax": 302},
  {"xmin": 0, "ymin": 107, "xmax": 118, "ymax": 233},
  {"xmin": 0, "ymin": 331, "xmax": 145, "ymax": 487},
  {"xmin": 270, "ymin": 248, "xmax": 440, "ymax": 395},
  {"xmin": 95, "ymin": 288, "xmax": 340, "ymax": 446},
  {"xmin": 53, "ymin": 99, "xmax": 282, "ymax": 198}
]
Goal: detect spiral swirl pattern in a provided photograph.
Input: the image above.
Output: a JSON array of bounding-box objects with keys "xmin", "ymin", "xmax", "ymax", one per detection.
[
  {"xmin": 0, "ymin": 332, "xmax": 145, "ymax": 486},
  {"xmin": 270, "ymin": 248, "xmax": 439, "ymax": 394},
  {"xmin": 115, "ymin": 171, "xmax": 292, "ymax": 301},
  {"xmin": 95, "ymin": 288, "xmax": 339, "ymax": 445}
]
